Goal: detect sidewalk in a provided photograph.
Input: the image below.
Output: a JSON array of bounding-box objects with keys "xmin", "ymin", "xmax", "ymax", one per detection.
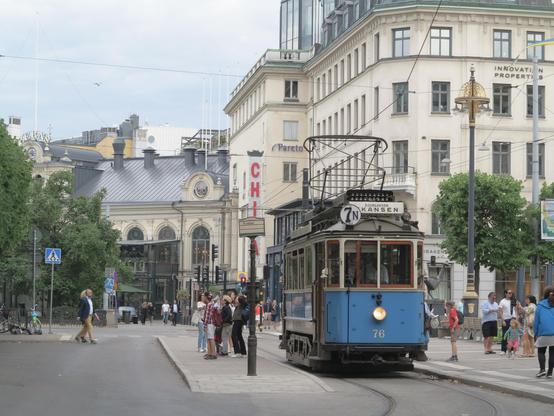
[
  {"xmin": 415, "ymin": 338, "xmax": 554, "ymax": 403},
  {"xmin": 0, "ymin": 332, "xmax": 73, "ymax": 343},
  {"xmin": 157, "ymin": 333, "xmax": 332, "ymax": 394}
]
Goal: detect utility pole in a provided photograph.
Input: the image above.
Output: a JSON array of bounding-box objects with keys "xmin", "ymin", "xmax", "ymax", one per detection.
[
  {"xmin": 531, "ymin": 55, "xmax": 540, "ymax": 298},
  {"xmin": 247, "ymin": 237, "xmax": 257, "ymax": 376}
]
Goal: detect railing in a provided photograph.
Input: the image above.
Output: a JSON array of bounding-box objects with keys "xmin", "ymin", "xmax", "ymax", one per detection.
[
  {"xmin": 372, "ymin": 0, "xmax": 554, "ymax": 8},
  {"xmin": 231, "ymin": 49, "xmax": 313, "ymax": 98},
  {"xmin": 373, "ymin": 166, "xmax": 417, "ymax": 196}
]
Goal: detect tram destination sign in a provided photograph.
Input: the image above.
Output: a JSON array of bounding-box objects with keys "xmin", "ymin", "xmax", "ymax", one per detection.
[{"xmin": 351, "ymin": 201, "xmax": 404, "ymax": 215}]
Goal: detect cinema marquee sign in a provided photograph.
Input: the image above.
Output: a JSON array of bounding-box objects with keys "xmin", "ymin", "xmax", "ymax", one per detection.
[{"xmin": 494, "ymin": 64, "xmax": 543, "ymax": 80}]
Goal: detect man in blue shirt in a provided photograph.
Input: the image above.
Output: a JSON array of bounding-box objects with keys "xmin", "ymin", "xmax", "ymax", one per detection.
[{"xmin": 481, "ymin": 292, "xmax": 500, "ymax": 354}]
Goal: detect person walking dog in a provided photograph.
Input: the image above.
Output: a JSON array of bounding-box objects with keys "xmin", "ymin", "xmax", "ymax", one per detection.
[{"xmin": 75, "ymin": 288, "xmax": 98, "ymax": 344}]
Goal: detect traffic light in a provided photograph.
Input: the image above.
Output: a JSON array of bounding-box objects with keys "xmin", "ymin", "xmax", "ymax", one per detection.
[
  {"xmin": 194, "ymin": 265, "xmax": 201, "ymax": 282},
  {"xmin": 211, "ymin": 244, "xmax": 218, "ymax": 260},
  {"xmin": 202, "ymin": 265, "xmax": 209, "ymax": 283},
  {"xmin": 215, "ymin": 266, "xmax": 221, "ymax": 284}
]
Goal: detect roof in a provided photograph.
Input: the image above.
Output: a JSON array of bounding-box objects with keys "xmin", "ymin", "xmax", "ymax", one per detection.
[
  {"xmin": 74, "ymin": 154, "xmax": 229, "ymax": 203},
  {"xmin": 117, "ymin": 283, "xmax": 148, "ymax": 293},
  {"xmin": 44, "ymin": 142, "xmax": 104, "ymax": 164}
]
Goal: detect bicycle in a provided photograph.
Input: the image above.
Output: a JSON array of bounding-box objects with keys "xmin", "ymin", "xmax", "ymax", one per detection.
[{"xmin": 27, "ymin": 305, "xmax": 42, "ymax": 335}]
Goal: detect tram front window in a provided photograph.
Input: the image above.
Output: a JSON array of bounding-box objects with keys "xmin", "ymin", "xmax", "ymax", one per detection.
[
  {"xmin": 380, "ymin": 243, "xmax": 412, "ymax": 286},
  {"xmin": 345, "ymin": 241, "xmax": 378, "ymax": 287}
]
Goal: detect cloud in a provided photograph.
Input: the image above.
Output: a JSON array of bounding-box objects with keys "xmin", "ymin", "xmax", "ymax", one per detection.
[{"xmin": 0, "ymin": 0, "xmax": 280, "ymax": 138}]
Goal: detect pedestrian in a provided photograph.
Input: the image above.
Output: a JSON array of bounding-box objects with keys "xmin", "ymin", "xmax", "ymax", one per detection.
[
  {"xmin": 271, "ymin": 299, "xmax": 280, "ymax": 331},
  {"xmin": 499, "ymin": 289, "xmax": 516, "ymax": 355},
  {"xmin": 213, "ymin": 296, "xmax": 223, "ymax": 354},
  {"xmin": 75, "ymin": 288, "xmax": 98, "ymax": 344},
  {"xmin": 193, "ymin": 299, "xmax": 206, "ymax": 353},
  {"xmin": 202, "ymin": 292, "xmax": 217, "ymax": 360},
  {"xmin": 534, "ymin": 286, "xmax": 554, "ymax": 378},
  {"xmin": 227, "ymin": 291, "xmax": 237, "ymax": 353},
  {"xmin": 481, "ymin": 292, "xmax": 500, "ymax": 354},
  {"xmin": 231, "ymin": 295, "xmax": 247, "ymax": 357},
  {"xmin": 171, "ymin": 300, "xmax": 179, "ymax": 326},
  {"xmin": 446, "ymin": 301, "xmax": 459, "ymax": 362},
  {"xmin": 220, "ymin": 295, "xmax": 233, "ymax": 356},
  {"xmin": 140, "ymin": 301, "xmax": 148, "ymax": 325},
  {"xmin": 147, "ymin": 302, "xmax": 154, "ymax": 325},
  {"xmin": 522, "ymin": 295, "xmax": 537, "ymax": 357},
  {"xmin": 161, "ymin": 299, "xmax": 170, "ymax": 325},
  {"xmin": 256, "ymin": 301, "xmax": 263, "ymax": 332},
  {"xmin": 503, "ymin": 318, "xmax": 523, "ymax": 359},
  {"xmin": 263, "ymin": 298, "xmax": 272, "ymax": 329}
]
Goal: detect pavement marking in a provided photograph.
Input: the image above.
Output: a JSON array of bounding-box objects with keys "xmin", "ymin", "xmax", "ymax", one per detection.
[
  {"xmin": 429, "ymin": 362, "xmax": 472, "ymax": 370},
  {"xmin": 476, "ymin": 370, "xmax": 526, "ymax": 380}
]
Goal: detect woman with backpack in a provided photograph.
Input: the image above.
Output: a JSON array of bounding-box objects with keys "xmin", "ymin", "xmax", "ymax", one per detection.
[{"xmin": 231, "ymin": 295, "xmax": 247, "ymax": 357}]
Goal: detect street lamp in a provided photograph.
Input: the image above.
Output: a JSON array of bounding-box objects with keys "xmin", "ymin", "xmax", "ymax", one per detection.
[{"xmin": 454, "ymin": 66, "xmax": 489, "ymax": 316}]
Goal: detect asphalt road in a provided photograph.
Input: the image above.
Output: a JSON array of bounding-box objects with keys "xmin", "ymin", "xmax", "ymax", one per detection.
[{"xmin": 0, "ymin": 324, "xmax": 551, "ymax": 416}]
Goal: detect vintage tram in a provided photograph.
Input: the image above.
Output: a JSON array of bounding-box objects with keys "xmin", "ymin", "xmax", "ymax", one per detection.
[{"xmin": 280, "ymin": 135, "xmax": 428, "ymax": 371}]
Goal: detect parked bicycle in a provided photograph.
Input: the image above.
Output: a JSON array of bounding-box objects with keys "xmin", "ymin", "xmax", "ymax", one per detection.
[{"xmin": 27, "ymin": 305, "xmax": 42, "ymax": 335}]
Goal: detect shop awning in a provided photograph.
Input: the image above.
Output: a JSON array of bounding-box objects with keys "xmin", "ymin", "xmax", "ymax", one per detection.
[{"xmin": 117, "ymin": 283, "xmax": 149, "ymax": 293}]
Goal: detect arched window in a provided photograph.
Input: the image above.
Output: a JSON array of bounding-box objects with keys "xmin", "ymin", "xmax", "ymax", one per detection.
[
  {"xmin": 158, "ymin": 226, "xmax": 176, "ymax": 241},
  {"xmin": 127, "ymin": 227, "xmax": 144, "ymax": 241},
  {"xmin": 191, "ymin": 226, "xmax": 210, "ymax": 266}
]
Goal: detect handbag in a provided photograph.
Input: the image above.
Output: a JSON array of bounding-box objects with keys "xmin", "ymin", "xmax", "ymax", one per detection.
[{"xmin": 191, "ymin": 311, "xmax": 200, "ymax": 325}]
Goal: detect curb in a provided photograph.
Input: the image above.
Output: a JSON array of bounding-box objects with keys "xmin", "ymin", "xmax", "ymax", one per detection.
[
  {"xmin": 156, "ymin": 336, "xmax": 198, "ymax": 392},
  {"xmin": 0, "ymin": 334, "xmax": 73, "ymax": 343},
  {"xmin": 413, "ymin": 366, "xmax": 554, "ymax": 405}
]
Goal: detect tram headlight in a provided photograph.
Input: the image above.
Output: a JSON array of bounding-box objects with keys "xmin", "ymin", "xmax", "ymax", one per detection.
[{"xmin": 372, "ymin": 306, "xmax": 387, "ymax": 321}]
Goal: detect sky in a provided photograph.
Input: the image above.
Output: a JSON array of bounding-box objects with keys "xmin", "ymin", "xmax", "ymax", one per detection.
[{"xmin": 0, "ymin": 0, "xmax": 280, "ymax": 140}]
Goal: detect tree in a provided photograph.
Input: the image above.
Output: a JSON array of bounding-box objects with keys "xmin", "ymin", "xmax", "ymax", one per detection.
[
  {"xmin": 434, "ymin": 172, "xmax": 529, "ymax": 292},
  {"xmin": 0, "ymin": 122, "xmax": 32, "ymax": 258}
]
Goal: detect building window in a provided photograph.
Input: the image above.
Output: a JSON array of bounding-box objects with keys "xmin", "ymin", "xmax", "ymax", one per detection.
[
  {"xmin": 374, "ymin": 87, "xmax": 379, "ymax": 119},
  {"xmin": 321, "ymin": 73, "xmax": 326, "ymax": 97},
  {"xmin": 526, "ymin": 85, "xmax": 545, "ymax": 117},
  {"xmin": 354, "ymin": 48, "xmax": 359, "ymax": 77},
  {"xmin": 393, "ymin": 82, "xmax": 409, "ymax": 114},
  {"xmin": 340, "ymin": 59, "xmax": 345, "ymax": 86},
  {"xmin": 192, "ymin": 226, "xmax": 210, "ymax": 266},
  {"xmin": 361, "ymin": 94, "xmax": 366, "ymax": 126},
  {"xmin": 493, "ymin": 30, "xmax": 511, "ymax": 58},
  {"xmin": 347, "ymin": 104, "xmax": 352, "ymax": 133},
  {"xmin": 374, "ymin": 33, "xmax": 380, "ymax": 62},
  {"xmin": 527, "ymin": 31, "xmax": 545, "ymax": 61},
  {"xmin": 493, "ymin": 84, "xmax": 511, "ymax": 115},
  {"xmin": 431, "ymin": 212, "xmax": 442, "ymax": 235},
  {"xmin": 334, "ymin": 64, "xmax": 338, "ymax": 90},
  {"xmin": 158, "ymin": 226, "xmax": 176, "ymax": 241},
  {"xmin": 127, "ymin": 227, "xmax": 144, "ymax": 241},
  {"xmin": 353, "ymin": 99, "xmax": 359, "ymax": 130},
  {"xmin": 431, "ymin": 140, "xmax": 450, "ymax": 174},
  {"xmin": 328, "ymin": 116, "xmax": 332, "ymax": 135},
  {"xmin": 284, "ymin": 80, "xmax": 298, "ymax": 100},
  {"xmin": 430, "ymin": 27, "xmax": 451, "ymax": 56},
  {"xmin": 316, "ymin": 122, "xmax": 321, "ymax": 136},
  {"xmin": 393, "ymin": 140, "xmax": 408, "ymax": 174},
  {"xmin": 347, "ymin": 54, "xmax": 352, "ymax": 81},
  {"xmin": 322, "ymin": 119, "xmax": 326, "ymax": 135},
  {"xmin": 283, "ymin": 120, "xmax": 299, "ymax": 140},
  {"xmin": 316, "ymin": 77, "xmax": 321, "ymax": 101},
  {"xmin": 492, "ymin": 142, "xmax": 511, "ymax": 175},
  {"xmin": 361, "ymin": 43, "xmax": 367, "ymax": 71},
  {"xmin": 283, "ymin": 162, "xmax": 298, "ymax": 182},
  {"xmin": 328, "ymin": 69, "xmax": 332, "ymax": 93},
  {"xmin": 526, "ymin": 143, "xmax": 545, "ymax": 178},
  {"xmin": 334, "ymin": 112, "xmax": 338, "ymax": 134},
  {"xmin": 393, "ymin": 28, "xmax": 410, "ymax": 57},
  {"xmin": 340, "ymin": 108, "xmax": 345, "ymax": 134},
  {"xmin": 431, "ymin": 82, "xmax": 450, "ymax": 113}
]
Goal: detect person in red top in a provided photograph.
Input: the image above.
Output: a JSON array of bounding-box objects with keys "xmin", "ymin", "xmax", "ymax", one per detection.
[{"xmin": 446, "ymin": 301, "xmax": 459, "ymax": 362}]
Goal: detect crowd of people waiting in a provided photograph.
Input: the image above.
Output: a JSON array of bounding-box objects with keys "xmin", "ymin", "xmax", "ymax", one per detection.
[{"xmin": 191, "ymin": 291, "xmax": 280, "ymax": 360}]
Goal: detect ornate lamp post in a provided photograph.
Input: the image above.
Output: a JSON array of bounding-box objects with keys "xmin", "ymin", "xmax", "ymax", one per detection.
[{"xmin": 454, "ymin": 67, "xmax": 489, "ymax": 316}]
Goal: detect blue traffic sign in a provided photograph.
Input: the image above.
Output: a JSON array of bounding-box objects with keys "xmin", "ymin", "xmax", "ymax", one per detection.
[
  {"xmin": 104, "ymin": 277, "xmax": 115, "ymax": 294},
  {"xmin": 44, "ymin": 248, "xmax": 61, "ymax": 265}
]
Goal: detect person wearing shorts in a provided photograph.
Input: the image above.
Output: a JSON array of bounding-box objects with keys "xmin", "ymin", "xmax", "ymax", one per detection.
[
  {"xmin": 445, "ymin": 301, "xmax": 459, "ymax": 362},
  {"xmin": 481, "ymin": 292, "xmax": 500, "ymax": 354},
  {"xmin": 202, "ymin": 293, "xmax": 217, "ymax": 360}
]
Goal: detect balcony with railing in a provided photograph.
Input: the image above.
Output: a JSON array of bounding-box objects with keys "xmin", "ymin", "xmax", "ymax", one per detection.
[
  {"xmin": 373, "ymin": 166, "xmax": 417, "ymax": 197},
  {"xmin": 230, "ymin": 49, "xmax": 312, "ymax": 99}
]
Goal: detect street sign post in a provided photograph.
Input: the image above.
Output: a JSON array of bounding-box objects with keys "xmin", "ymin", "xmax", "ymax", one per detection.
[{"xmin": 44, "ymin": 248, "xmax": 62, "ymax": 334}]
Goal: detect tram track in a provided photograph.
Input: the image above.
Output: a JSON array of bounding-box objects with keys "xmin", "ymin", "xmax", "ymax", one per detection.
[{"xmin": 256, "ymin": 337, "xmax": 501, "ymax": 416}]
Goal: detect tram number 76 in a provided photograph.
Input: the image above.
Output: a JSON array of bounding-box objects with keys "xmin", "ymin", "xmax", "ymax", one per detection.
[{"xmin": 372, "ymin": 329, "xmax": 385, "ymax": 338}]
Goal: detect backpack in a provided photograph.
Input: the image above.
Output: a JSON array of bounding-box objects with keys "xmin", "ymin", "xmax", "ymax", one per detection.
[
  {"xmin": 212, "ymin": 308, "xmax": 223, "ymax": 327},
  {"xmin": 456, "ymin": 310, "xmax": 465, "ymax": 326}
]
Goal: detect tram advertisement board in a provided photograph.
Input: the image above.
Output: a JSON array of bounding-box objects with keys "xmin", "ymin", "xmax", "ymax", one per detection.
[{"xmin": 351, "ymin": 201, "xmax": 404, "ymax": 215}]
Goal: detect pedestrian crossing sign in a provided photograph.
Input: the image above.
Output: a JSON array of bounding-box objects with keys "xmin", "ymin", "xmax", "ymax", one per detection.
[{"xmin": 45, "ymin": 248, "xmax": 62, "ymax": 265}]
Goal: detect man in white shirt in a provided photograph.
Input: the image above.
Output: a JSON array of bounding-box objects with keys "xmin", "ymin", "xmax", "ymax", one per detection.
[
  {"xmin": 499, "ymin": 289, "xmax": 515, "ymax": 354},
  {"xmin": 161, "ymin": 300, "xmax": 170, "ymax": 325}
]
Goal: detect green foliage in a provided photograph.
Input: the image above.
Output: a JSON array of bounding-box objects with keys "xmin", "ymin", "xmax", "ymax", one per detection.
[
  {"xmin": 434, "ymin": 172, "xmax": 529, "ymax": 291},
  {"xmin": 0, "ymin": 123, "xmax": 32, "ymax": 257}
]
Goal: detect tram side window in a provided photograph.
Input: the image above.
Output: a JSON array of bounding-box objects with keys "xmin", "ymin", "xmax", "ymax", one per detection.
[
  {"xmin": 305, "ymin": 246, "xmax": 313, "ymax": 288},
  {"xmin": 298, "ymin": 249, "xmax": 305, "ymax": 289},
  {"xmin": 417, "ymin": 242, "xmax": 423, "ymax": 286},
  {"xmin": 380, "ymin": 243, "xmax": 412, "ymax": 286},
  {"xmin": 315, "ymin": 242, "xmax": 325, "ymax": 281},
  {"xmin": 327, "ymin": 240, "xmax": 340, "ymax": 286},
  {"xmin": 285, "ymin": 253, "xmax": 292, "ymax": 289},
  {"xmin": 344, "ymin": 241, "xmax": 357, "ymax": 287},
  {"xmin": 291, "ymin": 251, "xmax": 299, "ymax": 289}
]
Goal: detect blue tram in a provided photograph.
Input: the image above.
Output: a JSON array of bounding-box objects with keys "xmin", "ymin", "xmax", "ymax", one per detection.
[{"xmin": 281, "ymin": 136, "xmax": 428, "ymax": 371}]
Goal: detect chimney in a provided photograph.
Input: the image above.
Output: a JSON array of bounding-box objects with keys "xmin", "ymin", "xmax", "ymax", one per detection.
[
  {"xmin": 302, "ymin": 168, "xmax": 310, "ymax": 208},
  {"xmin": 143, "ymin": 147, "xmax": 156, "ymax": 169},
  {"xmin": 112, "ymin": 138, "xmax": 126, "ymax": 170},
  {"xmin": 183, "ymin": 147, "xmax": 196, "ymax": 166},
  {"xmin": 196, "ymin": 149, "xmax": 207, "ymax": 169},
  {"xmin": 217, "ymin": 147, "xmax": 228, "ymax": 164}
]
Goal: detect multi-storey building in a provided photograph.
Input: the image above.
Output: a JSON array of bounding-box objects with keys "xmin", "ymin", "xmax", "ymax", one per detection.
[{"xmin": 226, "ymin": 0, "xmax": 554, "ymax": 303}]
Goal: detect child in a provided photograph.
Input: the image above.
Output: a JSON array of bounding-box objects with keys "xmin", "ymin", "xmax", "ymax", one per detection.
[
  {"xmin": 503, "ymin": 318, "xmax": 523, "ymax": 358},
  {"xmin": 446, "ymin": 301, "xmax": 459, "ymax": 362}
]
